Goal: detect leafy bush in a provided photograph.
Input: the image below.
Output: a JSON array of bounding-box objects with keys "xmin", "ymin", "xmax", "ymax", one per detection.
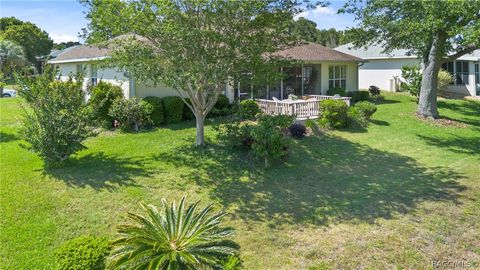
[
  {"xmin": 88, "ymin": 81, "xmax": 124, "ymax": 128},
  {"xmin": 346, "ymin": 91, "xmax": 370, "ymax": 103},
  {"xmin": 108, "ymin": 197, "xmax": 239, "ymax": 269},
  {"xmin": 368, "ymin": 85, "xmax": 381, "ymax": 97},
  {"xmin": 18, "ymin": 71, "xmax": 96, "ymax": 166},
  {"xmin": 54, "ymin": 236, "xmax": 110, "ymax": 270},
  {"xmin": 162, "ymin": 96, "xmax": 184, "ymax": 124},
  {"xmin": 289, "ymin": 122, "xmax": 307, "ymax": 138},
  {"xmin": 437, "ymin": 69, "xmax": 454, "ymax": 95},
  {"xmin": 216, "ymin": 120, "xmax": 256, "ymax": 147},
  {"xmin": 400, "ymin": 64, "xmax": 422, "ymax": 102},
  {"xmin": 142, "ymin": 96, "xmax": 164, "ymax": 125},
  {"xmin": 182, "ymin": 98, "xmax": 195, "ymax": 120},
  {"xmin": 354, "ymin": 101, "xmax": 377, "ymax": 119},
  {"xmin": 250, "ymin": 115, "xmax": 294, "ymax": 167},
  {"xmin": 238, "ymin": 99, "xmax": 261, "ymax": 120},
  {"xmin": 109, "ymin": 97, "xmax": 153, "ymax": 132},
  {"xmin": 326, "ymin": 87, "xmax": 346, "ymax": 96},
  {"xmin": 210, "ymin": 94, "xmax": 231, "ymax": 117},
  {"xmin": 318, "ymin": 99, "xmax": 348, "ymax": 129},
  {"xmin": 347, "ymin": 106, "xmax": 369, "ymax": 128}
]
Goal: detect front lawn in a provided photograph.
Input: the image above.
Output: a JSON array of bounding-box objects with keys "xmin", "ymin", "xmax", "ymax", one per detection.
[{"xmin": 1, "ymin": 93, "xmax": 479, "ymax": 269}]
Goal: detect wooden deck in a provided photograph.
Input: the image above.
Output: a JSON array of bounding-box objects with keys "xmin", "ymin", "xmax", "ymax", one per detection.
[{"xmin": 256, "ymin": 95, "xmax": 351, "ymax": 119}]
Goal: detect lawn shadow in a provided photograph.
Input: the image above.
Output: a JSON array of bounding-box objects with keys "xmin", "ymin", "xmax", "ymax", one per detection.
[
  {"xmin": 0, "ymin": 132, "xmax": 19, "ymax": 143},
  {"xmin": 438, "ymin": 100, "xmax": 480, "ymax": 128},
  {"xmin": 158, "ymin": 134, "xmax": 466, "ymax": 226},
  {"xmin": 44, "ymin": 152, "xmax": 153, "ymax": 190},
  {"xmin": 417, "ymin": 134, "xmax": 480, "ymax": 155}
]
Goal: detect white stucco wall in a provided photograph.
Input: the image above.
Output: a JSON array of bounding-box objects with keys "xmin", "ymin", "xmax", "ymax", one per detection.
[
  {"xmin": 319, "ymin": 62, "xmax": 359, "ymax": 94},
  {"xmin": 56, "ymin": 62, "xmax": 130, "ymax": 97},
  {"xmin": 358, "ymin": 58, "xmax": 478, "ymax": 96},
  {"xmin": 358, "ymin": 58, "xmax": 419, "ymax": 91}
]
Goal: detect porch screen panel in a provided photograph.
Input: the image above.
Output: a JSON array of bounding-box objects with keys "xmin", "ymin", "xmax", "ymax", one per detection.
[
  {"xmin": 475, "ymin": 62, "xmax": 479, "ymax": 95},
  {"xmin": 455, "ymin": 61, "xmax": 469, "ymax": 85}
]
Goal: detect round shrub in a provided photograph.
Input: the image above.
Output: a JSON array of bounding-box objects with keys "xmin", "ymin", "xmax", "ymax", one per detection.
[
  {"xmin": 347, "ymin": 106, "xmax": 368, "ymax": 128},
  {"xmin": 318, "ymin": 99, "xmax": 348, "ymax": 129},
  {"xmin": 142, "ymin": 96, "xmax": 165, "ymax": 125},
  {"xmin": 209, "ymin": 94, "xmax": 231, "ymax": 117},
  {"xmin": 354, "ymin": 101, "xmax": 377, "ymax": 119},
  {"xmin": 88, "ymin": 81, "xmax": 124, "ymax": 128},
  {"xmin": 183, "ymin": 98, "xmax": 196, "ymax": 120},
  {"xmin": 368, "ymin": 85, "xmax": 381, "ymax": 97},
  {"xmin": 346, "ymin": 91, "xmax": 370, "ymax": 103},
  {"xmin": 289, "ymin": 123, "xmax": 307, "ymax": 138},
  {"xmin": 162, "ymin": 96, "xmax": 184, "ymax": 124},
  {"xmin": 238, "ymin": 99, "xmax": 261, "ymax": 120},
  {"xmin": 326, "ymin": 87, "xmax": 346, "ymax": 96},
  {"xmin": 109, "ymin": 97, "xmax": 153, "ymax": 132},
  {"xmin": 54, "ymin": 236, "xmax": 110, "ymax": 270}
]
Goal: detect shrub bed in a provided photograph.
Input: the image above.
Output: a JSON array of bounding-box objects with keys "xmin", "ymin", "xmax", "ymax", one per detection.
[
  {"xmin": 109, "ymin": 97, "xmax": 153, "ymax": 132},
  {"xmin": 142, "ymin": 96, "xmax": 165, "ymax": 126},
  {"xmin": 238, "ymin": 99, "xmax": 261, "ymax": 120},
  {"xmin": 346, "ymin": 91, "xmax": 370, "ymax": 103},
  {"xmin": 318, "ymin": 99, "xmax": 348, "ymax": 129},
  {"xmin": 88, "ymin": 81, "xmax": 124, "ymax": 128},
  {"xmin": 162, "ymin": 96, "xmax": 184, "ymax": 124},
  {"xmin": 326, "ymin": 87, "xmax": 346, "ymax": 96},
  {"xmin": 54, "ymin": 236, "xmax": 110, "ymax": 270}
]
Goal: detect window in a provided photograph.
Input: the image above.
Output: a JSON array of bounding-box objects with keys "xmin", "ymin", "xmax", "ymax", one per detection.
[
  {"xmin": 455, "ymin": 61, "xmax": 469, "ymax": 85},
  {"xmin": 90, "ymin": 64, "xmax": 98, "ymax": 86},
  {"xmin": 329, "ymin": 65, "xmax": 346, "ymax": 89},
  {"xmin": 76, "ymin": 64, "xmax": 83, "ymax": 74}
]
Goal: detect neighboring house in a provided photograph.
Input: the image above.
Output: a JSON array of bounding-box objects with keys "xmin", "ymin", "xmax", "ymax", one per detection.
[
  {"xmin": 336, "ymin": 43, "xmax": 480, "ymax": 97},
  {"xmin": 48, "ymin": 42, "xmax": 363, "ymax": 102}
]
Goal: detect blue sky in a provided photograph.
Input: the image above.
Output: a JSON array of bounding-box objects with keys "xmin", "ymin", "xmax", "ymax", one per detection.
[{"xmin": 0, "ymin": 0, "xmax": 357, "ymax": 44}]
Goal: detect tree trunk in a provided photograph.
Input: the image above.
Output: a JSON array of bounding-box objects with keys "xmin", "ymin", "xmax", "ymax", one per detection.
[
  {"xmin": 195, "ymin": 112, "xmax": 205, "ymax": 146},
  {"xmin": 417, "ymin": 35, "xmax": 445, "ymax": 119}
]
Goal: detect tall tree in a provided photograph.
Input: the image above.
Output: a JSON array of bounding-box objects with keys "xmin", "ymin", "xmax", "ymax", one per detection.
[
  {"xmin": 53, "ymin": 41, "xmax": 81, "ymax": 50},
  {"xmin": 82, "ymin": 0, "xmax": 322, "ymax": 146},
  {"xmin": 0, "ymin": 17, "xmax": 53, "ymax": 64},
  {"xmin": 290, "ymin": 17, "xmax": 319, "ymax": 42},
  {"xmin": 0, "ymin": 39, "xmax": 26, "ymax": 78},
  {"xmin": 341, "ymin": 0, "xmax": 480, "ymax": 118}
]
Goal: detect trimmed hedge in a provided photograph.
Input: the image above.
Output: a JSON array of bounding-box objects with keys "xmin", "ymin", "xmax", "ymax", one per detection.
[
  {"xmin": 326, "ymin": 87, "xmax": 346, "ymax": 96},
  {"xmin": 54, "ymin": 236, "xmax": 110, "ymax": 270},
  {"xmin": 162, "ymin": 96, "xmax": 184, "ymax": 124},
  {"xmin": 209, "ymin": 94, "xmax": 230, "ymax": 117},
  {"xmin": 346, "ymin": 91, "xmax": 370, "ymax": 103},
  {"xmin": 142, "ymin": 96, "xmax": 165, "ymax": 125}
]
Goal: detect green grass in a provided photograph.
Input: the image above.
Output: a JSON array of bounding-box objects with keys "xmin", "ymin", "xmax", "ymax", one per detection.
[{"xmin": 1, "ymin": 93, "xmax": 479, "ymax": 269}]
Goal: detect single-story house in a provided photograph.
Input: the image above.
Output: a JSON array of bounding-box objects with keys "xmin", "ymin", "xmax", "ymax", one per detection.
[
  {"xmin": 48, "ymin": 42, "xmax": 364, "ymax": 102},
  {"xmin": 335, "ymin": 43, "xmax": 480, "ymax": 97}
]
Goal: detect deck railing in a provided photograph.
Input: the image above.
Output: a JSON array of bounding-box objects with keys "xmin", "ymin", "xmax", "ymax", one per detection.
[{"xmin": 256, "ymin": 95, "xmax": 351, "ymax": 119}]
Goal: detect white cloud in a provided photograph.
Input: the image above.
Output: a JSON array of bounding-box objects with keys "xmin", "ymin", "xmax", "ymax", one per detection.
[
  {"xmin": 49, "ymin": 33, "xmax": 79, "ymax": 43},
  {"xmin": 312, "ymin": 6, "xmax": 336, "ymax": 16}
]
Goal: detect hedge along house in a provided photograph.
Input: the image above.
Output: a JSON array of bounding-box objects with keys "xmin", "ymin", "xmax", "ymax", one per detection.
[
  {"xmin": 336, "ymin": 43, "xmax": 480, "ymax": 97},
  {"xmin": 48, "ymin": 42, "xmax": 363, "ymax": 102}
]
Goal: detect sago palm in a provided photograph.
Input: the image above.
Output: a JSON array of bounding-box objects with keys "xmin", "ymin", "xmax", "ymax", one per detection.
[{"xmin": 108, "ymin": 197, "xmax": 239, "ymax": 270}]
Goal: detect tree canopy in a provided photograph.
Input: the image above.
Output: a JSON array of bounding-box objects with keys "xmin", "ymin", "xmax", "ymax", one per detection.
[
  {"xmin": 82, "ymin": 0, "xmax": 322, "ymax": 145},
  {"xmin": 0, "ymin": 39, "xmax": 27, "ymax": 78},
  {"xmin": 53, "ymin": 41, "xmax": 82, "ymax": 50},
  {"xmin": 289, "ymin": 17, "xmax": 351, "ymax": 47},
  {"xmin": 341, "ymin": 0, "xmax": 480, "ymax": 118},
  {"xmin": 0, "ymin": 17, "xmax": 53, "ymax": 64}
]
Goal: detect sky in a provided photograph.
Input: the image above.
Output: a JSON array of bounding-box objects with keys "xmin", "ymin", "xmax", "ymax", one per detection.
[{"xmin": 0, "ymin": 0, "xmax": 357, "ymax": 44}]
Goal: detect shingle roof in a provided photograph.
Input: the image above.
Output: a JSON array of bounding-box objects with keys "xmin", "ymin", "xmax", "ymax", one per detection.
[
  {"xmin": 335, "ymin": 43, "xmax": 413, "ymax": 59},
  {"xmin": 336, "ymin": 42, "xmax": 480, "ymax": 61},
  {"xmin": 51, "ymin": 45, "xmax": 111, "ymax": 63},
  {"xmin": 274, "ymin": 42, "xmax": 363, "ymax": 62}
]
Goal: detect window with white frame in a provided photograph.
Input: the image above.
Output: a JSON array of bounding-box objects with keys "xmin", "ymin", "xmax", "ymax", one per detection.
[
  {"xmin": 328, "ymin": 65, "xmax": 346, "ymax": 89},
  {"xmin": 90, "ymin": 64, "xmax": 98, "ymax": 86},
  {"xmin": 442, "ymin": 60, "xmax": 469, "ymax": 85}
]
